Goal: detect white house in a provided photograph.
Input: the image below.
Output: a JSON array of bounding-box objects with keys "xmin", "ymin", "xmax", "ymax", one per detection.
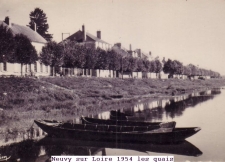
[{"xmin": 0, "ymin": 16, "xmax": 50, "ymax": 76}]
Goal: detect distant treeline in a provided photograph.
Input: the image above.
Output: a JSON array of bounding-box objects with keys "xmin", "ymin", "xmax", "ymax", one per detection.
[{"xmin": 40, "ymin": 41, "xmax": 220, "ymax": 78}]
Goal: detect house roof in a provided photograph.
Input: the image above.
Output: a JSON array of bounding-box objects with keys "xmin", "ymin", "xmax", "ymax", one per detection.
[
  {"xmin": 62, "ymin": 30, "xmax": 110, "ymax": 44},
  {"xmin": 0, "ymin": 20, "xmax": 47, "ymax": 44},
  {"xmin": 86, "ymin": 32, "xmax": 109, "ymax": 44},
  {"xmin": 112, "ymin": 45, "xmax": 129, "ymax": 57},
  {"xmin": 62, "ymin": 30, "xmax": 83, "ymax": 43}
]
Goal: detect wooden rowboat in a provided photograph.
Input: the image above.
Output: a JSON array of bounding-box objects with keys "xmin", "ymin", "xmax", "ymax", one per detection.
[
  {"xmin": 81, "ymin": 116, "xmax": 176, "ymax": 128},
  {"xmin": 110, "ymin": 110, "xmax": 145, "ymax": 121},
  {"xmin": 110, "ymin": 110, "xmax": 133, "ymax": 116},
  {"xmin": 34, "ymin": 120, "xmax": 201, "ymax": 143}
]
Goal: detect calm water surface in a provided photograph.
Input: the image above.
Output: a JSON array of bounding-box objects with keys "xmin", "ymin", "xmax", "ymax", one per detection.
[
  {"xmin": 93, "ymin": 88, "xmax": 225, "ymax": 161},
  {"xmin": 0, "ymin": 88, "xmax": 224, "ymax": 161}
]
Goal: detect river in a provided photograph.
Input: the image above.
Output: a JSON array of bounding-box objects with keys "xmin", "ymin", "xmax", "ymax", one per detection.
[{"xmin": 0, "ymin": 88, "xmax": 224, "ymax": 161}]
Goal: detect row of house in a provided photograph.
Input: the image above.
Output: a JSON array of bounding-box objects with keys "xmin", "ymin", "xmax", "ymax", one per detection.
[
  {"xmin": 2, "ymin": 16, "xmax": 199, "ymax": 79},
  {"xmin": 0, "ymin": 16, "xmax": 166, "ymax": 79}
]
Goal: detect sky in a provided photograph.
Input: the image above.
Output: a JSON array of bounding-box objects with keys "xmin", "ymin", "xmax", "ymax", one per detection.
[{"xmin": 1, "ymin": 0, "xmax": 225, "ymax": 75}]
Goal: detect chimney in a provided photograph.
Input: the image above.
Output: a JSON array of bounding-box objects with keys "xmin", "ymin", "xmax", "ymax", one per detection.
[
  {"xmin": 149, "ymin": 51, "xmax": 151, "ymax": 56},
  {"xmin": 4, "ymin": 16, "xmax": 11, "ymax": 27},
  {"xmin": 137, "ymin": 49, "xmax": 141, "ymax": 57},
  {"xmin": 130, "ymin": 44, "xmax": 132, "ymax": 51},
  {"xmin": 82, "ymin": 25, "xmax": 86, "ymax": 41},
  {"xmin": 97, "ymin": 31, "xmax": 101, "ymax": 39},
  {"xmin": 115, "ymin": 43, "xmax": 121, "ymax": 49}
]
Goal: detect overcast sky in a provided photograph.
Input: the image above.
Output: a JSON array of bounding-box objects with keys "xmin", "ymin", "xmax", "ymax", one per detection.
[{"xmin": 1, "ymin": 0, "xmax": 225, "ymax": 75}]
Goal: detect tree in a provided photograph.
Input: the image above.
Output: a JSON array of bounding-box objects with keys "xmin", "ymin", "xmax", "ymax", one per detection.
[
  {"xmin": 28, "ymin": 8, "xmax": 53, "ymax": 41},
  {"xmin": 143, "ymin": 59, "xmax": 151, "ymax": 72},
  {"xmin": 95, "ymin": 48, "xmax": 109, "ymax": 70},
  {"xmin": 173, "ymin": 60, "xmax": 183, "ymax": 75},
  {"xmin": 127, "ymin": 57, "xmax": 137, "ymax": 72},
  {"xmin": 73, "ymin": 45, "xmax": 86, "ymax": 69},
  {"xmin": 84, "ymin": 47, "xmax": 99, "ymax": 72},
  {"xmin": 0, "ymin": 25, "xmax": 15, "ymax": 62},
  {"xmin": 183, "ymin": 66, "xmax": 191, "ymax": 76},
  {"xmin": 108, "ymin": 50, "xmax": 121, "ymax": 72},
  {"xmin": 14, "ymin": 34, "xmax": 38, "ymax": 76},
  {"xmin": 136, "ymin": 58, "xmax": 144, "ymax": 72},
  {"xmin": 63, "ymin": 41, "xmax": 77, "ymax": 68},
  {"xmin": 149, "ymin": 60, "xmax": 156, "ymax": 73},
  {"xmin": 154, "ymin": 59, "xmax": 162, "ymax": 74},
  {"xmin": 40, "ymin": 41, "xmax": 63, "ymax": 75},
  {"xmin": 187, "ymin": 64, "xmax": 198, "ymax": 76},
  {"xmin": 121, "ymin": 56, "xmax": 129, "ymax": 72},
  {"xmin": 163, "ymin": 59, "xmax": 175, "ymax": 77}
]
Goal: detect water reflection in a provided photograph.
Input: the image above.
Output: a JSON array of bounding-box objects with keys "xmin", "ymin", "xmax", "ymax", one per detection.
[
  {"xmin": 0, "ymin": 139, "xmax": 41, "ymax": 162},
  {"xmin": 38, "ymin": 137, "xmax": 202, "ymax": 157},
  {"xmin": 95, "ymin": 88, "xmax": 221, "ymax": 121},
  {"xmin": 0, "ymin": 137, "xmax": 202, "ymax": 161}
]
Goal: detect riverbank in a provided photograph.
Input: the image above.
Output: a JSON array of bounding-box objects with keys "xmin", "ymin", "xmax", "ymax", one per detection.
[{"xmin": 0, "ymin": 76, "xmax": 225, "ymax": 142}]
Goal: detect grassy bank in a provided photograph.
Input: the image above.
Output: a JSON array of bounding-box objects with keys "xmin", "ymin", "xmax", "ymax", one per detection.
[{"xmin": 0, "ymin": 76, "xmax": 225, "ymax": 141}]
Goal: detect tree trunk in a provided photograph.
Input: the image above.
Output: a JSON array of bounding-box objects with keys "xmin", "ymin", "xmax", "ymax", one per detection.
[
  {"xmin": 21, "ymin": 63, "xmax": 23, "ymax": 76},
  {"xmin": 53, "ymin": 66, "xmax": 55, "ymax": 76}
]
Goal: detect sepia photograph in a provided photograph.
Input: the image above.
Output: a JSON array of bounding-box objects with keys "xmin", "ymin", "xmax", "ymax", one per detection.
[{"xmin": 0, "ymin": 0, "xmax": 225, "ymax": 161}]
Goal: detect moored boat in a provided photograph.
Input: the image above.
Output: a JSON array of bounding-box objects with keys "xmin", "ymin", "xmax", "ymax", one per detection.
[
  {"xmin": 110, "ymin": 110, "xmax": 133, "ymax": 116},
  {"xmin": 34, "ymin": 120, "xmax": 201, "ymax": 143},
  {"xmin": 81, "ymin": 116, "xmax": 176, "ymax": 128},
  {"xmin": 110, "ymin": 110, "xmax": 145, "ymax": 121}
]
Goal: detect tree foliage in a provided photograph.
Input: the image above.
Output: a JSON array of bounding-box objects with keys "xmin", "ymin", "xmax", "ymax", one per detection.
[
  {"xmin": 136, "ymin": 58, "xmax": 144, "ymax": 72},
  {"xmin": 14, "ymin": 34, "xmax": 38, "ymax": 64},
  {"xmin": 149, "ymin": 61, "xmax": 156, "ymax": 73},
  {"xmin": 143, "ymin": 60, "xmax": 150, "ymax": 72},
  {"xmin": 14, "ymin": 34, "xmax": 38, "ymax": 75},
  {"xmin": 183, "ymin": 66, "xmax": 191, "ymax": 76},
  {"xmin": 85, "ymin": 48, "xmax": 99, "ymax": 70},
  {"xmin": 95, "ymin": 48, "xmax": 109, "ymax": 70},
  {"xmin": 127, "ymin": 57, "xmax": 137, "ymax": 72},
  {"xmin": 28, "ymin": 8, "xmax": 53, "ymax": 41},
  {"xmin": 40, "ymin": 40, "xmax": 220, "ymax": 78},
  {"xmin": 121, "ymin": 57, "xmax": 129, "ymax": 72},
  {"xmin": 0, "ymin": 25, "xmax": 15, "ymax": 62},
  {"xmin": 40, "ymin": 41, "xmax": 64, "ymax": 67},
  {"xmin": 154, "ymin": 59, "xmax": 162, "ymax": 73},
  {"xmin": 163, "ymin": 59, "xmax": 182, "ymax": 76},
  {"xmin": 163, "ymin": 59, "xmax": 175, "ymax": 75},
  {"xmin": 108, "ymin": 50, "xmax": 121, "ymax": 71},
  {"xmin": 173, "ymin": 60, "xmax": 183, "ymax": 75}
]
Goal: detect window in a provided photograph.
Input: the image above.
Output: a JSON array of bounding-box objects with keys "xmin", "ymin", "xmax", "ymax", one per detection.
[{"xmin": 3, "ymin": 62, "xmax": 7, "ymax": 71}]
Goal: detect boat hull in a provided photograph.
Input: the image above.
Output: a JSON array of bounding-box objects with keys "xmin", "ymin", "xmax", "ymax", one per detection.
[
  {"xmin": 81, "ymin": 117, "xmax": 176, "ymax": 128},
  {"xmin": 34, "ymin": 120, "xmax": 200, "ymax": 143}
]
